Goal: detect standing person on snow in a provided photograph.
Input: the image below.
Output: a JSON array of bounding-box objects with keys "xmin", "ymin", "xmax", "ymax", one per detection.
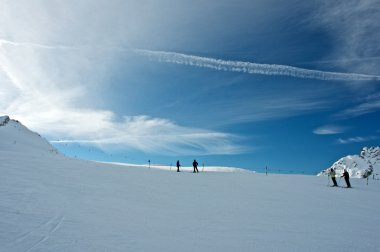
[
  {"xmin": 330, "ymin": 168, "xmax": 338, "ymax": 187},
  {"xmin": 193, "ymin": 159, "xmax": 199, "ymax": 173},
  {"xmin": 176, "ymin": 160, "xmax": 181, "ymax": 172},
  {"xmin": 342, "ymin": 169, "xmax": 351, "ymax": 188}
]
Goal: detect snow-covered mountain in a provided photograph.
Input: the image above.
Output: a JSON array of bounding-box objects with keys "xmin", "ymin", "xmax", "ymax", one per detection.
[
  {"xmin": 1, "ymin": 115, "xmax": 380, "ymax": 251},
  {"xmin": 318, "ymin": 147, "xmax": 380, "ymax": 178},
  {"xmin": 0, "ymin": 115, "xmax": 59, "ymax": 156}
]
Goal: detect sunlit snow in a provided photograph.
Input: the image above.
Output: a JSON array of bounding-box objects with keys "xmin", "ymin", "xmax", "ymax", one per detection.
[{"xmin": 1, "ymin": 116, "xmax": 380, "ymax": 251}]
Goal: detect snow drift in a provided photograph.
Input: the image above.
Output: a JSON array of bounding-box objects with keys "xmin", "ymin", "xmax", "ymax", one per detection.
[{"xmin": 318, "ymin": 147, "xmax": 380, "ymax": 178}]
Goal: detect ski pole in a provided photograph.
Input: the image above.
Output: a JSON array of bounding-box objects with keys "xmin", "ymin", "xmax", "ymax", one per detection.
[{"xmin": 328, "ymin": 175, "xmax": 330, "ymax": 186}]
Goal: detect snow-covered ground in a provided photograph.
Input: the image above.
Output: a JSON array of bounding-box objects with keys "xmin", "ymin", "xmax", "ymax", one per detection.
[
  {"xmin": 102, "ymin": 161, "xmax": 252, "ymax": 173},
  {"xmin": 1, "ymin": 116, "xmax": 380, "ymax": 251}
]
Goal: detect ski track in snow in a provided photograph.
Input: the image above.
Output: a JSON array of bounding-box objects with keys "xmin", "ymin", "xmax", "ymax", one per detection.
[{"xmin": 10, "ymin": 212, "xmax": 65, "ymax": 252}]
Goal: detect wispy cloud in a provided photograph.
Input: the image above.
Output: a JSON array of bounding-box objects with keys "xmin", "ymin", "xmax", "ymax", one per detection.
[
  {"xmin": 215, "ymin": 93, "xmax": 334, "ymax": 124},
  {"xmin": 0, "ymin": 41, "xmax": 246, "ymax": 156},
  {"xmin": 337, "ymin": 136, "xmax": 378, "ymax": 144},
  {"xmin": 0, "ymin": 39, "xmax": 78, "ymax": 50},
  {"xmin": 134, "ymin": 49, "xmax": 380, "ymax": 81},
  {"xmin": 49, "ymin": 116, "xmax": 247, "ymax": 155},
  {"xmin": 311, "ymin": 0, "xmax": 380, "ymax": 75},
  {"xmin": 313, "ymin": 125, "xmax": 347, "ymax": 135},
  {"xmin": 335, "ymin": 93, "xmax": 380, "ymax": 119},
  {"xmin": 1, "ymin": 83, "xmax": 246, "ymax": 156},
  {"xmin": 0, "ymin": 38, "xmax": 348, "ymax": 125}
]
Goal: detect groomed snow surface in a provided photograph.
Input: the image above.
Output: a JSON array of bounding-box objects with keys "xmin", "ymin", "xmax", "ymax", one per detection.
[{"xmin": 1, "ymin": 117, "xmax": 380, "ymax": 251}]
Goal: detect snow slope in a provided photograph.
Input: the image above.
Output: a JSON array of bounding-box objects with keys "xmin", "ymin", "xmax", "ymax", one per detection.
[
  {"xmin": 1, "ymin": 116, "xmax": 380, "ymax": 251},
  {"xmin": 103, "ymin": 162, "xmax": 252, "ymax": 173},
  {"xmin": 0, "ymin": 116, "xmax": 58, "ymax": 155},
  {"xmin": 318, "ymin": 147, "xmax": 380, "ymax": 179}
]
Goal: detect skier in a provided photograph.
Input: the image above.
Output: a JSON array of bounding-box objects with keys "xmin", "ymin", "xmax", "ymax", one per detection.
[
  {"xmin": 176, "ymin": 160, "xmax": 181, "ymax": 172},
  {"xmin": 330, "ymin": 168, "xmax": 338, "ymax": 187},
  {"xmin": 193, "ymin": 159, "xmax": 199, "ymax": 173},
  {"xmin": 342, "ymin": 169, "xmax": 351, "ymax": 188}
]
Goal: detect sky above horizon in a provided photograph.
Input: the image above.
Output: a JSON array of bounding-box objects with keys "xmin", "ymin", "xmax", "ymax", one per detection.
[{"xmin": 1, "ymin": 0, "xmax": 380, "ymax": 174}]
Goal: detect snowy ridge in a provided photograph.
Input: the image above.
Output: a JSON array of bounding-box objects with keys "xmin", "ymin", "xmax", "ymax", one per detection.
[
  {"xmin": 0, "ymin": 115, "xmax": 59, "ymax": 156},
  {"xmin": 318, "ymin": 147, "xmax": 380, "ymax": 178}
]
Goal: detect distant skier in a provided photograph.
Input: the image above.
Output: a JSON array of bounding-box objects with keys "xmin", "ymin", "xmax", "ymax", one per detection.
[
  {"xmin": 330, "ymin": 168, "xmax": 338, "ymax": 187},
  {"xmin": 342, "ymin": 169, "xmax": 351, "ymax": 188},
  {"xmin": 176, "ymin": 160, "xmax": 181, "ymax": 172},
  {"xmin": 193, "ymin": 159, "xmax": 199, "ymax": 173}
]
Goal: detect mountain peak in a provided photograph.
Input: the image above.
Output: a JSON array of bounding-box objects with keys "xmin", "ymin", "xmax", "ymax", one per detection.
[
  {"xmin": 318, "ymin": 147, "xmax": 380, "ymax": 178},
  {"xmin": 360, "ymin": 146, "xmax": 380, "ymax": 160},
  {"xmin": 0, "ymin": 115, "xmax": 10, "ymax": 126}
]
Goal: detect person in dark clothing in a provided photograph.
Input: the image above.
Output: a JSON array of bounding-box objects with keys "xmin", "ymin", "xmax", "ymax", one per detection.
[
  {"xmin": 330, "ymin": 168, "xmax": 338, "ymax": 187},
  {"xmin": 193, "ymin": 159, "xmax": 199, "ymax": 173},
  {"xmin": 342, "ymin": 169, "xmax": 351, "ymax": 188},
  {"xmin": 176, "ymin": 160, "xmax": 181, "ymax": 172}
]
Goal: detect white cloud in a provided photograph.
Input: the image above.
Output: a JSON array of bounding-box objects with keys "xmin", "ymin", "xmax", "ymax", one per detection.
[
  {"xmin": 335, "ymin": 93, "xmax": 380, "ymax": 119},
  {"xmin": 0, "ymin": 38, "xmax": 341, "ymax": 129},
  {"xmin": 2, "ymin": 0, "xmax": 378, "ymax": 157},
  {"xmin": 0, "ymin": 67, "xmax": 246, "ymax": 155},
  {"xmin": 313, "ymin": 125, "xmax": 346, "ymax": 135},
  {"xmin": 218, "ymin": 94, "xmax": 333, "ymax": 124},
  {"xmin": 337, "ymin": 136, "xmax": 378, "ymax": 144},
  {"xmin": 50, "ymin": 116, "xmax": 247, "ymax": 155},
  {"xmin": 0, "ymin": 39, "xmax": 77, "ymax": 50},
  {"xmin": 0, "ymin": 41, "xmax": 245, "ymax": 157},
  {"xmin": 311, "ymin": 0, "xmax": 380, "ymax": 75}
]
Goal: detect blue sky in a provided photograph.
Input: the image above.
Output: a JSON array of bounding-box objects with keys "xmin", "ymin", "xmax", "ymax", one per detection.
[{"xmin": 1, "ymin": 0, "xmax": 379, "ymax": 174}]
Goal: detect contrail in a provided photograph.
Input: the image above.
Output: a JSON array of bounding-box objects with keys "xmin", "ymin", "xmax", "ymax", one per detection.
[
  {"xmin": 0, "ymin": 38, "xmax": 123, "ymax": 51},
  {"xmin": 134, "ymin": 49, "xmax": 380, "ymax": 81},
  {"xmin": 0, "ymin": 39, "xmax": 77, "ymax": 50},
  {"xmin": 2, "ymin": 38, "xmax": 379, "ymax": 81}
]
